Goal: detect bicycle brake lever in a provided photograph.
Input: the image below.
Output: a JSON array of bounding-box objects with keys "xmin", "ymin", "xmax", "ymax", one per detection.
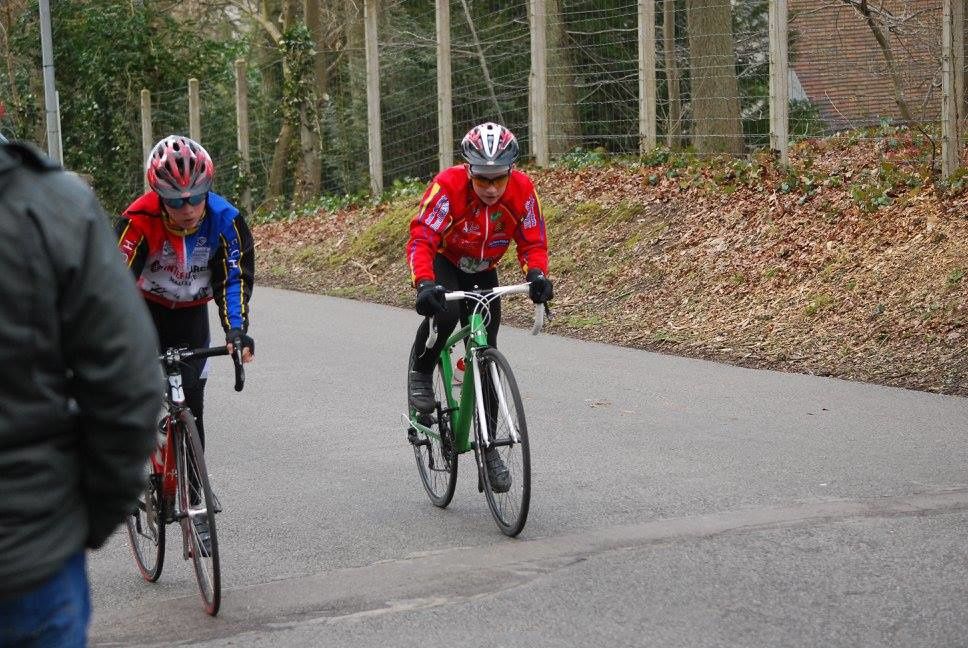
[
  {"xmin": 229, "ymin": 340, "xmax": 245, "ymax": 392},
  {"xmin": 424, "ymin": 316, "xmax": 438, "ymax": 349}
]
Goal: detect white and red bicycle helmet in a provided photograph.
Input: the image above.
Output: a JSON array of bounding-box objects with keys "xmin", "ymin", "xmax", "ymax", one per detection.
[
  {"xmin": 460, "ymin": 122, "xmax": 519, "ymax": 177},
  {"xmin": 145, "ymin": 135, "xmax": 214, "ymax": 200}
]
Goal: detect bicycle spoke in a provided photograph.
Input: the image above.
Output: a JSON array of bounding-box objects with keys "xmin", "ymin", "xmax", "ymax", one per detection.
[
  {"xmin": 125, "ymin": 466, "xmax": 166, "ymax": 582},
  {"xmin": 477, "ymin": 348, "xmax": 531, "ymax": 537},
  {"xmin": 410, "ymin": 349, "xmax": 458, "ymax": 508},
  {"xmin": 176, "ymin": 412, "xmax": 221, "ymax": 616}
]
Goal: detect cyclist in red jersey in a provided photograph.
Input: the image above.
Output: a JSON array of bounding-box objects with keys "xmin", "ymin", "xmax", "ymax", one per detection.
[{"xmin": 405, "ymin": 122, "xmax": 553, "ymax": 491}]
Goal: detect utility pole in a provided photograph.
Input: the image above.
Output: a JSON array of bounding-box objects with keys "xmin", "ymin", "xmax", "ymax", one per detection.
[{"xmin": 39, "ymin": 0, "xmax": 62, "ymax": 164}]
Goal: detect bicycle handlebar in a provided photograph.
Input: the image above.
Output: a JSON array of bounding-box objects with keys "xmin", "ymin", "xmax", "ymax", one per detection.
[
  {"xmin": 159, "ymin": 344, "xmax": 245, "ymax": 392},
  {"xmin": 424, "ymin": 282, "xmax": 551, "ymax": 348}
]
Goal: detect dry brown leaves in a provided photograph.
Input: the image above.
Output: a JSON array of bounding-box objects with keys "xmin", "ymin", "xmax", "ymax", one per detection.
[{"xmin": 254, "ymin": 138, "xmax": 968, "ymax": 396}]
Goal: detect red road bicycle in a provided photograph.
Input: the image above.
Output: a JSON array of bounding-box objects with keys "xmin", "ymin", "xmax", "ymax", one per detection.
[{"xmin": 125, "ymin": 343, "xmax": 243, "ymax": 616}]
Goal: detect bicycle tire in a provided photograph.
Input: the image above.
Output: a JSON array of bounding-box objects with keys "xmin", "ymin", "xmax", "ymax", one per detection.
[
  {"xmin": 125, "ymin": 468, "xmax": 166, "ymax": 582},
  {"xmin": 474, "ymin": 347, "xmax": 531, "ymax": 537},
  {"xmin": 175, "ymin": 410, "xmax": 221, "ymax": 616},
  {"xmin": 409, "ymin": 346, "xmax": 458, "ymax": 508}
]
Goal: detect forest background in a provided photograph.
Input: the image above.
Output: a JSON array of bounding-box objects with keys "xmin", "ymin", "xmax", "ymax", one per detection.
[{"xmin": 0, "ymin": 0, "xmax": 964, "ymax": 394}]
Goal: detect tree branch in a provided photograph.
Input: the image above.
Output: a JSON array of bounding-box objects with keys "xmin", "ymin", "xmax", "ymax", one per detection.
[{"xmin": 840, "ymin": 0, "xmax": 913, "ymax": 123}]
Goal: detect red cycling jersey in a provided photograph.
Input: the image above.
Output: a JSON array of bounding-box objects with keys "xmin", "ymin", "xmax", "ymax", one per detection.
[{"xmin": 406, "ymin": 166, "xmax": 549, "ymax": 285}]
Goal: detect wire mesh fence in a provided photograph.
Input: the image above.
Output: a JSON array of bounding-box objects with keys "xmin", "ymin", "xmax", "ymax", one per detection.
[{"xmin": 22, "ymin": 0, "xmax": 963, "ymax": 213}]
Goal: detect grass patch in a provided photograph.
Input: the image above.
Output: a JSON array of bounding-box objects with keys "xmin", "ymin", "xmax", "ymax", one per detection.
[
  {"xmin": 559, "ymin": 314, "xmax": 604, "ymax": 328},
  {"xmin": 329, "ymin": 284, "xmax": 382, "ymax": 300},
  {"xmin": 349, "ymin": 203, "xmax": 413, "ymax": 259},
  {"xmin": 946, "ymin": 267, "xmax": 965, "ymax": 288},
  {"xmin": 651, "ymin": 328, "xmax": 683, "ymax": 343},
  {"xmin": 804, "ymin": 292, "xmax": 834, "ymax": 316}
]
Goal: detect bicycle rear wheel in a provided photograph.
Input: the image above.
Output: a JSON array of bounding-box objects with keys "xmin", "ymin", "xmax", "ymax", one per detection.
[
  {"xmin": 126, "ymin": 468, "xmax": 166, "ymax": 582},
  {"xmin": 475, "ymin": 348, "xmax": 531, "ymax": 537},
  {"xmin": 409, "ymin": 347, "xmax": 458, "ymax": 508},
  {"xmin": 175, "ymin": 410, "xmax": 221, "ymax": 616}
]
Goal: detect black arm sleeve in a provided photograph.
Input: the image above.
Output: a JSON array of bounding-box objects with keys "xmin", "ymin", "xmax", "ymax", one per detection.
[
  {"xmin": 114, "ymin": 217, "xmax": 149, "ymax": 278},
  {"xmin": 210, "ymin": 213, "xmax": 255, "ymax": 333}
]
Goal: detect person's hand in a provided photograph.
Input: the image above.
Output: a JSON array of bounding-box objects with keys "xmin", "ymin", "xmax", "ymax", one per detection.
[
  {"xmin": 526, "ymin": 269, "xmax": 553, "ymax": 304},
  {"xmin": 415, "ymin": 280, "xmax": 447, "ymax": 317},
  {"xmin": 225, "ymin": 329, "xmax": 255, "ymax": 363}
]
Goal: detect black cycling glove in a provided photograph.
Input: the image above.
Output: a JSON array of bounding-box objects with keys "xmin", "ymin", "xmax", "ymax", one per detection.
[
  {"xmin": 225, "ymin": 329, "xmax": 255, "ymax": 355},
  {"xmin": 415, "ymin": 280, "xmax": 447, "ymax": 317},
  {"xmin": 526, "ymin": 269, "xmax": 553, "ymax": 304}
]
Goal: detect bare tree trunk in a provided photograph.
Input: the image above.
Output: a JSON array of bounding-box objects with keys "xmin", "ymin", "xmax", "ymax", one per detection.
[
  {"xmin": 685, "ymin": 0, "xmax": 743, "ymax": 154},
  {"xmin": 269, "ymin": 122, "xmax": 295, "ymax": 199},
  {"xmin": 256, "ymin": 0, "xmax": 282, "ymax": 100},
  {"xmin": 267, "ymin": 0, "xmax": 299, "ymax": 201},
  {"xmin": 663, "ymin": 0, "xmax": 682, "ymax": 149},
  {"xmin": 1, "ymin": 3, "xmax": 23, "ymax": 122},
  {"xmin": 546, "ymin": 0, "xmax": 580, "ymax": 156},
  {"xmin": 298, "ymin": 0, "xmax": 324, "ymax": 199}
]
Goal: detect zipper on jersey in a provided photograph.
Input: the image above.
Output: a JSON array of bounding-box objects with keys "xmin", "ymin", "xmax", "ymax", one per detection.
[{"xmin": 480, "ymin": 205, "xmax": 490, "ymax": 260}]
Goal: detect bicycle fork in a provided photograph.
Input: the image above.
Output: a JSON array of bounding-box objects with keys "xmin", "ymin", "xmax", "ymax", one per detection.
[
  {"xmin": 470, "ymin": 351, "xmax": 522, "ymax": 448},
  {"xmin": 470, "ymin": 351, "xmax": 522, "ymax": 492}
]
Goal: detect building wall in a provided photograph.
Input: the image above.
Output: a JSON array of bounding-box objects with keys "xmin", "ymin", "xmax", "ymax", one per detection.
[{"xmin": 789, "ymin": 0, "xmax": 942, "ymax": 131}]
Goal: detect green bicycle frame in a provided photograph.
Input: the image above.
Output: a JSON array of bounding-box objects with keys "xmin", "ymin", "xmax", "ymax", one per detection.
[{"xmin": 410, "ymin": 311, "xmax": 489, "ymax": 454}]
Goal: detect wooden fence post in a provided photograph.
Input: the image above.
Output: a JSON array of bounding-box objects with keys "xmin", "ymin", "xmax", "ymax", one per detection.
[
  {"xmin": 638, "ymin": 0, "xmax": 657, "ymax": 154},
  {"xmin": 188, "ymin": 78, "xmax": 201, "ymax": 143},
  {"xmin": 364, "ymin": 0, "xmax": 383, "ymax": 195},
  {"xmin": 437, "ymin": 0, "xmax": 453, "ymax": 170},
  {"xmin": 140, "ymin": 88, "xmax": 152, "ymax": 192},
  {"xmin": 769, "ymin": 0, "xmax": 789, "ymax": 164},
  {"xmin": 235, "ymin": 59, "xmax": 252, "ymax": 216},
  {"xmin": 529, "ymin": 0, "xmax": 548, "ymax": 166},
  {"xmin": 942, "ymin": 0, "xmax": 960, "ymax": 178}
]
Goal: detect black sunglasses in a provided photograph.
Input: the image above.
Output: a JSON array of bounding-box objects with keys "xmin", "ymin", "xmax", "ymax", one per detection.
[{"xmin": 162, "ymin": 194, "xmax": 206, "ymax": 209}]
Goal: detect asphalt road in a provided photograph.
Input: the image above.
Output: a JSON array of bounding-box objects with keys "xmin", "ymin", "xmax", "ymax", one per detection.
[{"xmin": 88, "ymin": 287, "xmax": 968, "ymax": 647}]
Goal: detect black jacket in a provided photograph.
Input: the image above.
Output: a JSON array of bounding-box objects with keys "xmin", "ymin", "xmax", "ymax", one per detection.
[{"xmin": 0, "ymin": 143, "xmax": 161, "ymax": 597}]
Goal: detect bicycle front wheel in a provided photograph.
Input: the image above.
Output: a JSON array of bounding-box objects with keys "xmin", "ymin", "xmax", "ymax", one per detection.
[
  {"xmin": 409, "ymin": 347, "xmax": 458, "ymax": 507},
  {"xmin": 126, "ymin": 467, "xmax": 166, "ymax": 582},
  {"xmin": 475, "ymin": 347, "xmax": 531, "ymax": 537},
  {"xmin": 175, "ymin": 410, "xmax": 221, "ymax": 616}
]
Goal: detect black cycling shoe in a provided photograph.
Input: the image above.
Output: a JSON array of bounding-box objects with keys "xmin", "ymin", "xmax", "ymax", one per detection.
[
  {"xmin": 484, "ymin": 446, "xmax": 511, "ymax": 493},
  {"xmin": 193, "ymin": 518, "xmax": 212, "ymax": 558},
  {"xmin": 408, "ymin": 370, "xmax": 435, "ymax": 414}
]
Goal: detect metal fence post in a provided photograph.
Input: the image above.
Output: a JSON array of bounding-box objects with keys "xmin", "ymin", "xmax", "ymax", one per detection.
[
  {"xmin": 364, "ymin": 0, "xmax": 383, "ymax": 195},
  {"xmin": 188, "ymin": 78, "xmax": 201, "ymax": 143},
  {"xmin": 942, "ymin": 0, "xmax": 961, "ymax": 178},
  {"xmin": 638, "ymin": 0, "xmax": 657, "ymax": 154},
  {"xmin": 529, "ymin": 0, "xmax": 548, "ymax": 166},
  {"xmin": 140, "ymin": 88, "xmax": 152, "ymax": 192},
  {"xmin": 437, "ymin": 0, "xmax": 453, "ymax": 170},
  {"xmin": 235, "ymin": 59, "xmax": 252, "ymax": 216},
  {"xmin": 769, "ymin": 0, "xmax": 789, "ymax": 164}
]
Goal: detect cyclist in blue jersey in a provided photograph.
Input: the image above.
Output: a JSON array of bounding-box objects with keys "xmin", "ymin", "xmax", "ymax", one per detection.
[{"xmin": 117, "ymin": 135, "xmax": 255, "ymax": 454}]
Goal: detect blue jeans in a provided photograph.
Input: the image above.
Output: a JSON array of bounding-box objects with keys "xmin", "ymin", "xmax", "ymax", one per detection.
[{"xmin": 0, "ymin": 551, "xmax": 90, "ymax": 648}]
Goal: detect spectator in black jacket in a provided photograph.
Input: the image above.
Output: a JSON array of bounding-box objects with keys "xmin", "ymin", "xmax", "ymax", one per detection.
[{"xmin": 0, "ymin": 142, "xmax": 161, "ymax": 647}]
